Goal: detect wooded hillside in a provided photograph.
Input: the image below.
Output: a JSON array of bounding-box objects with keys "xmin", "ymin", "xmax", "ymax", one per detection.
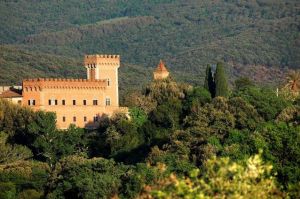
[{"xmin": 0, "ymin": 0, "xmax": 299, "ymax": 87}]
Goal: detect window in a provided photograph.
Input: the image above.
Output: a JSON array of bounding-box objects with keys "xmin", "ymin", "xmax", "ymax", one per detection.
[
  {"xmin": 73, "ymin": 100, "xmax": 76, "ymax": 105},
  {"xmin": 93, "ymin": 116, "xmax": 98, "ymax": 122},
  {"xmin": 73, "ymin": 117, "xmax": 76, "ymax": 122},
  {"xmin": 107, "ymin": 78, "xmax": 110, "ymax": 86},
  {"xmin": 105, "ymin": 98, "xmax": 111, "ymax": 106},
  {"xmin": 49, "ymin": 99, "xmax": 56, "ymax": 106},
  {"xmin": 93, "ymin": 100, "xmax": 98, "ymax": 106},
  {"xmin": 28, "ymin": 99, "xmax": 35, "ymax": 106},
  {"xmin": 83, "ymin": 100, "xmax": 87, "ymax": 106},
  {"xmin": 84, "ymin": 116, "xmax": 87, "ymax": 122},
  {"xmin": 62, "ymin": 100, "xmax": 65, "ymax": 105},
  {"xmin": 63, "ymin": 116, "xmax": 66, "ymax": 122}
]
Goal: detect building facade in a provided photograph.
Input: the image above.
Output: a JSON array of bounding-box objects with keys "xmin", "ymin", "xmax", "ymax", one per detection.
[
  {"xmin": 21, "ymin": 54, "xmax": 127, "ymax": 129},
  {"xmin": 0, "ymin": 55, "xmax": 170, "ymax": 129}
]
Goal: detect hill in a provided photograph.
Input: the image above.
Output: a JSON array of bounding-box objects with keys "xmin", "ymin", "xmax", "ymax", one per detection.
[{"xmin": 0, "ymin": 0, "xmax": 299, "ymax": 88}]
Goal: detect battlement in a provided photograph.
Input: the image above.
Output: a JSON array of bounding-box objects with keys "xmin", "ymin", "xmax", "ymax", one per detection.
[
  {"xmin": 23, "ymin": 78, "xmax": 107, "ymax": 91},
  {"xmin": 84, "ymin": 54, "xmax": 120, "ymax": 67},
  {"xmin": 23, "ymin": 78, "xmax": 106, "ymax": 82},
  {"xmin": 85, "ymin": 54, "xmax": 120, "ymax": 59}
]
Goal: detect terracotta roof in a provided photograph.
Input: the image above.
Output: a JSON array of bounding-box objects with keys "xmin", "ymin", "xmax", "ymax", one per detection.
[
  {"xmin": 155, "ymin": 60, "xmax": 169, "ymax": 73},
  {"xmin": 0, "ymin": 88, "xmax": 22, "ymax": 98}
]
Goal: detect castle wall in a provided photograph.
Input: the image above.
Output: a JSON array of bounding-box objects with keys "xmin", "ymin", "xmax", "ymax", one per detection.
[{"xmin": 20, "ymin": 54, "xmax": 125, "ymax": 129}]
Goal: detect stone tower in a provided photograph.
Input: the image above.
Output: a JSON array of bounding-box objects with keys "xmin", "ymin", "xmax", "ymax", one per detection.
[
  {"xmin": 84, "ymin": 54, "xmax": 120, "ymax": 106},
  {"xmin": 153, "ymin": 60, "xmax": 169, "ymax": 80}
]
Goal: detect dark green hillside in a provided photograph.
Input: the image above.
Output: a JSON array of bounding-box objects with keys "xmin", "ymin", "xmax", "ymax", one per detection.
[
  {"xmin": 0, "ymin": 0, "xmax": 299, "ymax": 87},
  {"xmin": 0, "ymin": 45, "xmax": 83, "ymax": 85}
]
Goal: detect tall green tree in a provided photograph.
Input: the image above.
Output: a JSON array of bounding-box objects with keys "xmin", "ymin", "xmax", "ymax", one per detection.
[
  {"xmin": 204, "ymin": 64, "xmax": 215, "ymax": 97},
  {"xmin": 214, "ymin": 62, "xmax": 229, "ymax": 97}
]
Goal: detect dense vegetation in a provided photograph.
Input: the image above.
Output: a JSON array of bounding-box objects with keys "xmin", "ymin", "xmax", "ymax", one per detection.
[
  {"xmin": 0, "ymin": 73, "xmax": 299, "ymax": 198},
  {"xmin": 0, "ymin": 0, "xmax": 299, "ymax": 88}
]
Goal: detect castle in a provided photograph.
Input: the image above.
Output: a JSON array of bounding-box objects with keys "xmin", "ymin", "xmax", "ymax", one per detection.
[{"xmin": 0, "ymin": 55, "xmax": 169, "ymax": 129}]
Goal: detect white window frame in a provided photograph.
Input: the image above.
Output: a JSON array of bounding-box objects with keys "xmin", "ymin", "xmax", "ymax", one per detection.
[{"xmin": 105, "ymin": 97, "xmax": 111, "ymax": 106}]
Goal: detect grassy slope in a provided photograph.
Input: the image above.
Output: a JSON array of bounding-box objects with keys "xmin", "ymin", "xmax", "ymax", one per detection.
[{"xmin": 0, "ymin": 0, "xmax": 299, "ymax": 88}]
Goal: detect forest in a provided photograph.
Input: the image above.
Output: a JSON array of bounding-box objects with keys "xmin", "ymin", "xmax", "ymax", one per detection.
[
  {"xmin": 0, "ymin": 0, "xmax": 299, "ymax": 88},
  {"xmin": 0, "ymin": 63, "xmax": 299, "ymax": 198}
]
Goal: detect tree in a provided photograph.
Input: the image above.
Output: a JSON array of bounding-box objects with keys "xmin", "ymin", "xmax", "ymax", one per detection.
[
  {"xmin": 46, "ymin": 156, "xmax": 130, "ymax": 199},
  {"xmin": 0, "ymin": 160, "xmax": 49, "ymax": 198},
  {"xmin": 234, "ymin": 77, "xmax": 254, "ymax": 91},
  {"xmin": 235, "ymin": 87, "xmax": 291, "ymax": 121},
  {"xmin": 204, "ymin": 64, "xmax": 215, "ymax": 97},
  {"xmin": 0, "ymin": 182, "xmax": 16, "ymax": 199},
  {"xmin": 282, "ymin": 70, "xmax": 300, "ymax": 100},
  {"xmin": 183, "ymin": 87, "xmax": 211, "ymax": 114},
  {"xmin": 142, "ymin": 154, "xmax": 282, "ymax": 199},
  {"xmin": 256, "ymin": 122, "xmax": 300, "ymax": 189},
  {"xmin": 285, "ymin": 70, "xmax": 300, "ymax": 93},
  {"xmin": 0, "ymin": 132, "xmax": 32, "ymax": 164},
  {"xmin": 129, "ymin": 107, "xmax": 148, "ymax": 127},
  {"xmin": 214, "ymin": 62, "xmax": 229, "ymax": 97}
]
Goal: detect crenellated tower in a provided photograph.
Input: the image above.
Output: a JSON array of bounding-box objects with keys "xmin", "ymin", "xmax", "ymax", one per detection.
[{"xmin": 84, "ymin": 54, "xmax": 120, "ymax": 106}]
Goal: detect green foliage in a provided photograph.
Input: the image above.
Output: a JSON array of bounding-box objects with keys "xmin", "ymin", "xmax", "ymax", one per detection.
[
  {"xmin": 235, "ymin": 87, "xmax": 291, "ymax": 120},
  {"xmin": 183, "ymin": 86, "xmax": 211, "ymax": 114},
  {"xmin": 147, "ymin": 146, "xmax": 196, "ymax": 175},
  {"xmin": 0, "ymin": 132, "xmax": 32, "ymax": 164},
  {"xmin": 18, "ymin": 189, "xmax": 42, "ymax": 199},
  {"xmin": 145, "ymin": 154, "xmax": 282, "ymax": 199},
  {"xmin": 149, "ymin": 98, "xmax": 183, "ymax": 130},
  {"xmin": 234, "ymin": 77, "xmax": 255, "ymax": 91},
  {"xmin": 46, "ymin": 156, "xmax": 134, "ymax": 199},
  {"xmin": 214, "ymin": 62, "xmax": 229, "ymax": 97},
  {"xmin": 0, "ymin": 161, "xmax": 49, "ymax": 198},
  {"xmin": 204, "ymin": 65, "xmax": 215, "ymax": 97},
  {"xmin": 184, "ymin": 97, "xmax": 262, "ymax": 139},
  {"xmin": 1, "ymin": 77, "xmax": 300, "ymax": 197},
  {"xmin": 0, "ymin": 99, "xmax": 35, "ymax": 135},
  {"xmin": 257, "ymin": 122, "xmax": 300, "ymax": 188},
  {"xmin": 276, "ymin": 105, "xmax": 300, "ymax": 125},
  {"xmin": 0, "ymin": 182, "xmax": 16, "ymax": 199},
  {"xmin": 101, "ymin": 115, "xmax": 145, "ymax": 162},
  {"xmin": 129, "ymin": 107, "xmax": 148, "ymax": 127}
]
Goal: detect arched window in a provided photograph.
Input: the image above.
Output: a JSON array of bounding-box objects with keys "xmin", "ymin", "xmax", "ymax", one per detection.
[{"xmin": 107, "ymin": 78, "xmax": 110, "ymax": 86}]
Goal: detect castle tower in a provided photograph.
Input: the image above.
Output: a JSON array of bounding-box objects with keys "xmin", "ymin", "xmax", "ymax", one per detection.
[
  {"xmin": 153, "ymin": 60, "xmax": 169, "ymax": 80},
  {"xmin": 84, "ymin": 54, "xmax": 120, "ymax": 106}
]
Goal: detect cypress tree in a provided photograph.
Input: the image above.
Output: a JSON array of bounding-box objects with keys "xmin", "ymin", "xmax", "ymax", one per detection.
[
  {"xmin": 204, "ymin": 64, "xmax": 215, "ymax": 97},
  {"xmin": 214, "ymin": 62, "xmax": 229, "ymax": 97}
]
